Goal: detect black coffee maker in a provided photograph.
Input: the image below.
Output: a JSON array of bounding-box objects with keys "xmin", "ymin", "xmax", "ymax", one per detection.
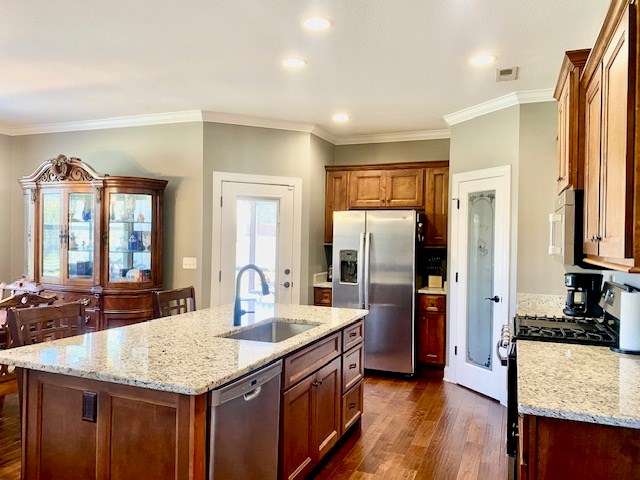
[{"xmin": 563, "ymin": 273, "xmax": 603, "ymax": 317}]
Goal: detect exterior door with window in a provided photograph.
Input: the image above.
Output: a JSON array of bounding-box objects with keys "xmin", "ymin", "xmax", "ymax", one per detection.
[{"xmin": 216, "ymin": 180, "xmax": 297, "ymax": 308}]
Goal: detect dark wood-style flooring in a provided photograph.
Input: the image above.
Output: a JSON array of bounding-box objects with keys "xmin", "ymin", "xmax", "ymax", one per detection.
[{"xmin": 0, "ymin": 371, "xmax": 506, "ymax": 480}]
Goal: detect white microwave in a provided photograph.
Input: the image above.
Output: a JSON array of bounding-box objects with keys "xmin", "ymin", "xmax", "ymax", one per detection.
[{"xmin": 548, "ymin": 189, "xmax": 583, "ymax": 265}]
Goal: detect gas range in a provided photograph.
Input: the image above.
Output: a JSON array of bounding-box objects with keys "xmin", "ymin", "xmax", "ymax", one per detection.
[{"xmin": 513, "ymin": 314, "xmax": 617, "ymax": 347}]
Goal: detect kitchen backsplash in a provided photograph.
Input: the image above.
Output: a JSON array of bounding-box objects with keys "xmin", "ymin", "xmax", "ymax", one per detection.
[{"xmin": 517, "ymin": 293, "xmax": 565, "ymax": 316}]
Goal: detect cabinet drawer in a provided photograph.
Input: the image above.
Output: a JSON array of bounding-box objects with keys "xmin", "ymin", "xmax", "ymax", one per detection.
[
  {"xmin": 418, "ymin": 294, "xmax": 445, "ymax": 312},
  {"xmin": 341, "ymin": 379, "xmax": 363, "ymax": 435},
  {"xmin": 283, "ymin": 333, "xmax": 341, "ymax": 390},
  {"xmin": 342, "ymin": 344, "xmax": 363, "ymax": 392},
  {"xmin": 342, "ymin": 320, "xmax": 364, "ymax": 351},
  {"xmin": 313, "ymin": 287, "xmax": 332, "ymax": 306}
]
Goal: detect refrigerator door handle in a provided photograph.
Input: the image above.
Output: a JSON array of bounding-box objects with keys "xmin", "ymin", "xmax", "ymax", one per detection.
[
  {"xmin": 358, "ymin": 232, "xmax": 365, "ymax": 308},
  {"xmin": 364, "ymin": 231, "xmax": 371, "ymax": 310}
]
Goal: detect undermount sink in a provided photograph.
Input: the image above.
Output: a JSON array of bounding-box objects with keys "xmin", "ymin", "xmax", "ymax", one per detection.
[{"xmin": 221, "ymin": 319, "xmax": 320, "ymax": 343}]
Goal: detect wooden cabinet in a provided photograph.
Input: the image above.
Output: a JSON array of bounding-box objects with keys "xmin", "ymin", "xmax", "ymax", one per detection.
[
  {"xmin": 417, "ymin": 294, "xmax": 446, "ymax": 366},
  {"xmin": 324, "ymin": 171, "xmax": 349, "ymax": 244},
  {"xmin": 22, "ymin": 369, "xmax": 207, "ymax": 480},
  {"xmin": 280, "ymin": 322, "xmax": 364, "ymax": 480},
  {"xmin": 518, "ymin": 414, "xmax": 640, "ymax": 480},
  {"xmin": 313, "ymin": 287, "xmax": 332, "ymax": 306},
  {"xmin": 577, "ymin": 0, "xmax": 640, "ymax": 271},
  {"xmin": 424, "ymin": 167, "xmax": 449, "ymax": 246},
  {"xmin": 19, "ymin": 155, "xmax": 167, "ymax": 329},
  {"xmin": 324, "ymin": 161, "xmax": 448, "ymax": 244},
  {"xmin": 555, "ymin": 49, "xmax": 590, "ymax": 194},
  {"xmin": 349, "ymin": 168, "xmax": 424, "ymax": 209}
]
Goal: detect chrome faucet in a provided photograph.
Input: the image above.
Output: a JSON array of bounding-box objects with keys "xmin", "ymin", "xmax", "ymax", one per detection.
[{"xmin": 233, "ymin": 264, "xmax": 270, "ymax": 326}]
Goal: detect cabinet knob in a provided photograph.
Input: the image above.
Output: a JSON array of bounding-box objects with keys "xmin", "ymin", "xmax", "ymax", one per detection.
[
  {"xmin": 596, "ymin": 236, "xmax": 602, "ymax": 242},
  {"xmin": 557, "ymin": 176, "xmax": 564, "ymax": 182}
]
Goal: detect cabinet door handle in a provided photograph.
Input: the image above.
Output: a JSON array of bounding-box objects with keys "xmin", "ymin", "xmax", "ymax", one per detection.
[
  {"xmin": 349, "ymin": 363, "xmax": 357, "ymax": 369},
  {"xmin": 557, "ymin": 176, "xmax": 564, "ymax": 182},
  {"xmin": 596, "ymin": 236, "xmax": 602, "ymax": 241},
  {"xmin": 348, "ymin": 402, "xmax": 357, "ymax": 409},
  {"xmin": 427, "ymin": 354, "xmax": 438, "ymax": 358},
  {"xmin": 312, "ymin": 379, "xmax": 323, "ymax": 387},
  {"xmin": 349, "ymin": 331, "xmax": 357, "ymax": 338}
]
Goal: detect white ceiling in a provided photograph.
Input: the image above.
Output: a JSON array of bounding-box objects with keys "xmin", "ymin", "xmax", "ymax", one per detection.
[{"xmin": 2, "ymin": 0, "xmax": 609, "ymax": 138}]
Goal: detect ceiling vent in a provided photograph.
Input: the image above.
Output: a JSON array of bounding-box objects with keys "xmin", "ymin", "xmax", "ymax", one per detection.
[{"xmin": 496, "ymin": 67, "xmax": 518, "ymax": 82}]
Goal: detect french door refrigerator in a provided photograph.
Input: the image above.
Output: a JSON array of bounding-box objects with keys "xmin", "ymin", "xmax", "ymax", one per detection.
[{"xmin": 332, "ymin": 210, "xmax": 417, "ymax": 374}]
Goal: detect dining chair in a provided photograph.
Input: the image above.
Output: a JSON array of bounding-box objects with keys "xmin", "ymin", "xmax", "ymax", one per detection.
[
  {"xmin": 153, "ymin": 286, "xmax": 197, "ymax": 318},
  {"xmin": 0, "ymin": 291, "xmax": 57, "ymax": 417}
]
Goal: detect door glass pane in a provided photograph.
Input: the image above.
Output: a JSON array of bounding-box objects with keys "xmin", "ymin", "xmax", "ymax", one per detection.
[
  {"xmin": 42, "ymin": 192, "xmax": 62, "ymax": 279},
  {"xmin": 108, "ymin": 193, "xmax": 152, "ymax": 283},
  {"xmin": 466, "ymin": 190, "xmax": 495, "ymax": 371},
  {"xmin": 68, "ymin": 193, "xmax": 94, "ymax": 279},
  {"xmin": 24, "ymin": 192, "xmax": 35, "ymax": 279},
  {"xmin": 235, "ymin": 198, "xmax": 276, "ymax": 304}
]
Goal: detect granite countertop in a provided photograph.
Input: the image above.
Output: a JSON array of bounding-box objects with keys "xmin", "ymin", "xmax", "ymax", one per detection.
[
  {"xmin": 517, "ymin": 340, "xmax": 640, "ymax": 429},
  {"xmin": 417, "ymin": 286, "xmax": 447, "ymax": 295},
  {"xmin": 0, "ymin": 303, "xmax": 367, "ymax": 396},
  {"xmin": 312, "ymin": 272, "xmax": 332, "ymax": 289},
  {"xmin": 313, "ymin": 282, "xmax": 332, "ymax": 288}
]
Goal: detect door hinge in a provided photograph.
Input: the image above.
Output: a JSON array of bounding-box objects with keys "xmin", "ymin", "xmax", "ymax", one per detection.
[
  {"xmin": 455, "ymin": 272, "xmax": 458, "ymax": 282},
  {"xmin": 220, "ymin": 196, "xmax": 223, "ymax": 207},
  {"xmin": 455, "ymin": 346, "xmax": 458, "ymax": 355},
  {"xmin": 218, "ymin": 270, "xmax": 222, "ymax": 282}
]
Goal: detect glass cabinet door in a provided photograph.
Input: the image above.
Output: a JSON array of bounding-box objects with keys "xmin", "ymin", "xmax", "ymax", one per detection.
[
  {"xmin": 67, "ymin": 192, "xmax": 95, "ymax": 281},
  {"xmin": 108, "ymin": 193, "xmax": 153, "ymax": 283},
  {"xmin": 41, "ymin": 191, "xmax": 63, "ymax": 282}
]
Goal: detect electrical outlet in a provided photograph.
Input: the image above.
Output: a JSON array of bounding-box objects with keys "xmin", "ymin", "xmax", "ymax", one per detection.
[{"xmin": 182, "ymin": 257, "xmax": 197, "ymax": 270}]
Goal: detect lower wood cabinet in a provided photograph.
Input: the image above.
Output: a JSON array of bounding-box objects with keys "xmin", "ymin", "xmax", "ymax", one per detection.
[
  {"xmin": 417, "ymin": 294, "xmax": 446, "ymax": 366},
  {"xmin": 313, "ymin": 287, "xmax": 332, "ymax": 306},
  {"xmin": 280, "ymin": 321, "xmax": 364, "ymax": 480},
  {"xmin": 518, "ymin": 414, "xmax": 640, "ymax": 480},
  {"xmin": 22, "ymin": 370, "xmax": 207, "ymax": 480}
]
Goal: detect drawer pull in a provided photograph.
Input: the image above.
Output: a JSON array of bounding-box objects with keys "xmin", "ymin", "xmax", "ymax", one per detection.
[
  {"xmin": 348, "ymin": 402, "xmax": 357, "ymax": 409},
  {"xmin": 426, "ymin": 307, "xmax": 438, "ymax": 312},
  {"xmin": 349, "ymin": 363, "xmax": 357, "ymax": 369},
  {"xmin": 349, "ymin": 331, "xmax": 357, "ymax": 338},
  {"xmin": 427, "ymin": 354, "xmax": 437, "ymax": 358},
  {"xmin": 84, "ymin": 315, "xmax": 91, "ymax": 324}
]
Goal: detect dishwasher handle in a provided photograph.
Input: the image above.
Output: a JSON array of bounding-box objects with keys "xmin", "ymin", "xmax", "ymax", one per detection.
[
  {"xmin": 243, "ymin": 386, "xmax": 262, "ymax": 402},
  {"xmin": 210, "ymin": 360, "xmax": 282, "ymax": 407}
]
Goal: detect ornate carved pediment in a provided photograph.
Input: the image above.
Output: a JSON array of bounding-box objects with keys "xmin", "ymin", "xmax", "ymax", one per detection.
[{"xmin": 21, "ymin": 154, "xmax": 106, "ymax": 184}]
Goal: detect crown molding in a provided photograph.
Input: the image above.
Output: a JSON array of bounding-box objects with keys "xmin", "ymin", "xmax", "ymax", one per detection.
[
  {"xmin": 334, "ymin": 129, "xmax": 450, "ymax": 145},
  {"xmin": 0, "ymin": 123, "xmax": 12, "ymax": 136},
  {"xmin": 443, "ymin": 88, "xmax": 555, "ymax": 126},
  {"xmin": 7, "ymin": 110, "xmax": 204, "ymax": 136}
]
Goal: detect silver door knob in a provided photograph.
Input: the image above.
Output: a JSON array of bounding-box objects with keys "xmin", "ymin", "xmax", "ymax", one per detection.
[
  {"xmin": 485, "ymin": 295, "xmax": 500, "ymax": 303},
  {"xmin": 281, "ymin": 282, "xmax": 291, "ymax": 288}
]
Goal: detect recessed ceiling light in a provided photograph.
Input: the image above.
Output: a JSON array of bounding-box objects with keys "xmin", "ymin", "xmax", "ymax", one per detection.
[
  {"xmin": 303, "ymin": 16, "xmax": 332, "ymax": 31},
  {"xmin": 332, "ymin": 113, "xmax": 350, "ymax": 123},
  {"xmin": 470, "ymin": 54, "xmax": 497, "ymax": 66},
  {"xmin": 282, "ymin": 58, "xmax": 307, "ymax": 68}
]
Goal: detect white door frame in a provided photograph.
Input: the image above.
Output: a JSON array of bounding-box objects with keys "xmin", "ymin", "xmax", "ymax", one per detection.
[
  {"xmin": 445, "ymin": 165, "xmax": 511, "ymax": 405},
  {"xmin": 210, "ymin": 171, "xmax": 303, "ymax": 306}
]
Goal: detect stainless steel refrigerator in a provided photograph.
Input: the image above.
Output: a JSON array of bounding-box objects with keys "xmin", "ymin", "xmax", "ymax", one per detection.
[{"xmin": 332, "ymin": 210, "xmax": 417, "ymax": 374}]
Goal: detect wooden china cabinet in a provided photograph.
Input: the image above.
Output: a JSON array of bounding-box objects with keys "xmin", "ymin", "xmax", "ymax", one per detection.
[{"xmin": 19, "ymin": 155, "xmax": 167, "ymax": 330}]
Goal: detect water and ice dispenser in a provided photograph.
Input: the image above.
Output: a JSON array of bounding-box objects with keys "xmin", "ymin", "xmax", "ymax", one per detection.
[{"xmin": 339, "ymin": 250, "xmax": 358, "ymax": 284}]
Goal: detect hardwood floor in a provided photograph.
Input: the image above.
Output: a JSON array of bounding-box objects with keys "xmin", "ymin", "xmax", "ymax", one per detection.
[
  {"xmin": 318, "ymin": 371, "xmax": 507, "ymax": 480},
  {"xmin": 0, "ymin": 372, "xmax": 506, "ymax": 480}
]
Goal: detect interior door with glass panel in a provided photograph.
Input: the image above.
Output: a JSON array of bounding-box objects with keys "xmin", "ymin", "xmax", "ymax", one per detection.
[
  {"xmin": 218, "ymin": 182, "xmax": 295, "ymax": 307},
  {"xmin": 107, "ymin": 191, "xmax": 154, "ymax": 285},
  {"xmin": 453, "ymin": 171, "xmax": 510, "ymax": 403},
  {"xmin": 40, "ymin": 189, "xmax": 64, "ymax": 284}
]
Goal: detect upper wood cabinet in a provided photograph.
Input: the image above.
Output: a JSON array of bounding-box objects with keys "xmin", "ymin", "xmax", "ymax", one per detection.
[
  {"xmin": 554, "ymin": 49, "xmax": 590, "ymax": 194},
  {"xmin": 324, "ymin": 161, "xmax": 448, "ymax": 245},
  {"xmin": 348, "ymin": 168, "xmax": 424, "ymax": 209},
  {"xmin": 19, "ymin": 155, "xmax": 167, "ymax": 329},
  {"xmin": 324, "ymin": 171, "xmax": 349, "ymax": 244},
  {"xmin": 577, "ymin": 0, "xmax": 639, "ymax": 271},
  {"xmin": 424, "ymin": 167, "xmax": 449, "ymax": 246}
]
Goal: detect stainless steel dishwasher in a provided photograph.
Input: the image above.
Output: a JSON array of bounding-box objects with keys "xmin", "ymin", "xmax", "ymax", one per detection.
[{"xmin": 208, "ymin": 360, "xmax": 282, "ymax": 480}]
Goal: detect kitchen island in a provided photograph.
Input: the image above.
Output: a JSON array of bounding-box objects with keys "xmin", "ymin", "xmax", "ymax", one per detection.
[
  {"xmin": 516, "ymin": 340, "xmax": 640, "ymax": 479},
  {"xmin": 0, "ymin": 303, "xmax": 367, "ymax": 480}
]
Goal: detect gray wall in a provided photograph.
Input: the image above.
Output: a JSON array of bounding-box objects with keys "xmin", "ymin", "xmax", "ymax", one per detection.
[
  {"xmin": 334, "ymin": 138, "xmax": 449, "ymax": 165},
  {"xmin": 202, "ymin": 123, "xmax": 334, "ymax": 307},
  {"xmin": 518, "ymin": 103, "xmax": 566, "ymax": 294},
  {"xmin": 9, "ymin": 123, "xmax": 204, "ymax": 299},
  {"xmin": 0, "ymin": 134, "xmax": 12, "ymax": 281}
]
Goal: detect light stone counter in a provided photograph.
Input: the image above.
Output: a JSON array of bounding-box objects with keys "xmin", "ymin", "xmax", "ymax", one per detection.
[
  {"xmin": 517, "ymin": 340, "xmax": 640, "ymax": 429},
  {"xmin": 516, "ymin": 293, "xmax": 565, "ymax": 316},
  {"xmin": 417, "ymin": 286, "xmax": 447, "ymax": 295},
  {"xmin": 312, "ymin": 272, "xmax": 332, "ymax": 289},
  {"xmin": 0, "ymin": 303, "xmax": 367, "ymax": 396}
]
